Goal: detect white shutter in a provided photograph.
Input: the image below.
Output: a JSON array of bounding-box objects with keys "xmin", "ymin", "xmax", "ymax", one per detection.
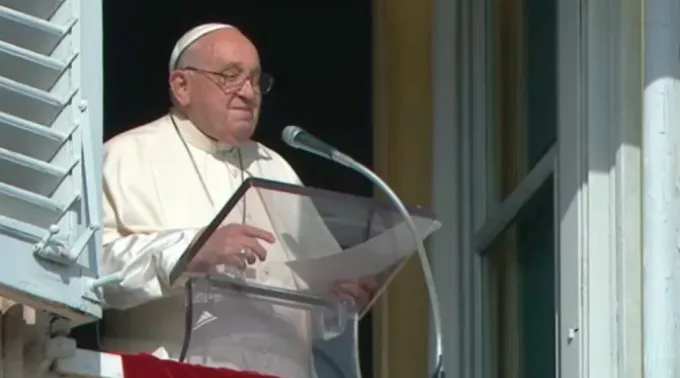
[{"xmin": 0, "ymin": 0, "xmax": 104, "ymax": 324}]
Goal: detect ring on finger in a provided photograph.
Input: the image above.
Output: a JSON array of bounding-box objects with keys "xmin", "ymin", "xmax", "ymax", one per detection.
[{"xmin": 238, "ymin": 248, "xmax": 250, "ymax": 258}]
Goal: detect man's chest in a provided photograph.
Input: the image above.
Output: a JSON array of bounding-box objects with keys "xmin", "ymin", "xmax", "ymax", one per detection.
[{"xmin": 149, "ymin": 151, "xmax": 284, "ymax": 229}]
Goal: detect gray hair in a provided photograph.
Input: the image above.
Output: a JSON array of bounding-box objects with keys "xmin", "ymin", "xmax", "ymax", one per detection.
[{"xmin": 168, "ymin": 51, "xmax": 193, "ymax": 109}]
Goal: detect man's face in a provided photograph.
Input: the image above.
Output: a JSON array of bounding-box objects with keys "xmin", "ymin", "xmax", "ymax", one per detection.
[{"xmin": 172, "ymin": 29, "xmax": 265, "ymax": 144}]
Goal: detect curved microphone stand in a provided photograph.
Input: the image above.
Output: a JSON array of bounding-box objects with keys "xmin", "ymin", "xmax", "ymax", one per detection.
[
  {"xmin": 330, "ymin": 150, "xmax": 445, "ymax": 378},
  {"xmin": 282, "ymin": 126, "xmax": 444, "ymax": 377}
]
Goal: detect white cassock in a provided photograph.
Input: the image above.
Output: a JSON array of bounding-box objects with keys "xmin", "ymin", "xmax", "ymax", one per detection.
[{"xmin": 99, "ymin": 111, "xmax": 319, "ymax": 378}]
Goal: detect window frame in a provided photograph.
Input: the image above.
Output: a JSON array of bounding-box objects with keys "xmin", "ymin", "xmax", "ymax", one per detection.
[
  {"xmin": 432, "ymin": 0, "xmax": 643, "ymax": 377},
  {"xmin": 557, "ymin": 1, "xmax": 643, "ymax": 378}
]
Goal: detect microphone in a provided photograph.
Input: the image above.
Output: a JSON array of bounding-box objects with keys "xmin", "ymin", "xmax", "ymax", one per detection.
[
  {"xmin": 281, "ymin": 126, "xmax": 354, "ymax": 168},
  {"xmin": 281, "ymin": 125, "xmax": 445, "ymax": 378}
]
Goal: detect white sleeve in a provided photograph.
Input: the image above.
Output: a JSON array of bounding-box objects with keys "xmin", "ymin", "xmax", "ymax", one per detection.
[
  {"xmin": 100, "ymin": 227, "xmax": 199, "ymax": 310},
  {"xmin": 100, "ymin": 139, "xmax": 199, "ymax": 310}
]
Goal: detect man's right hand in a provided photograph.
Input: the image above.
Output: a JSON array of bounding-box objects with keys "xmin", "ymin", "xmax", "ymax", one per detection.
[{"xmin": 187, "ymin": 223, "xmax": 276, "ymax": 272}]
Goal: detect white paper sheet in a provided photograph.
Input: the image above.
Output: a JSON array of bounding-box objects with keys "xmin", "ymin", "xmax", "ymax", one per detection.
[{"xmin": 277, "ymin": 216, "xmax": 442, "ymax": 291}]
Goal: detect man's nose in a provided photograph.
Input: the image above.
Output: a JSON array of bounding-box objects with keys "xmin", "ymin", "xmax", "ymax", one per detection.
[{"xmin": 237, "ymin": 78, "xmax": 256, "ymax": 98}]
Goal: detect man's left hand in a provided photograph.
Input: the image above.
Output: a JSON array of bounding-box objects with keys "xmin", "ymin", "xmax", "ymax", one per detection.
[{"xmin": 332, "ymin": 278, "xmax": 379, "ymax": 310}]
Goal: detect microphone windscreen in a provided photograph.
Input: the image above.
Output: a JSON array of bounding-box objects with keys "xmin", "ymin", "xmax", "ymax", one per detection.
[{"xmin": 281, "ymin": 125, "xmax": 304, "ymax": 146}]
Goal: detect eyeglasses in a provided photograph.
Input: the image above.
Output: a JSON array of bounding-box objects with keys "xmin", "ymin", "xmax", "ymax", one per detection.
[{"xmin": 184, "ymin": 66, "xmax": 274, "ymax": 95}]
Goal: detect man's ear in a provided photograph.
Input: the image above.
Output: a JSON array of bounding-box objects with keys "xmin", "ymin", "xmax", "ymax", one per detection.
[{"xmin": 169, "ymin": 71, "xmax": 190, "ymax": 106}]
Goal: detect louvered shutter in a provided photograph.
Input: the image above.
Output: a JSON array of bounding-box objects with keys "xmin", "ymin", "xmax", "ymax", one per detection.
[{"xmin": 0, "ymin": 0, "xmax": 104, "ymax": 324}]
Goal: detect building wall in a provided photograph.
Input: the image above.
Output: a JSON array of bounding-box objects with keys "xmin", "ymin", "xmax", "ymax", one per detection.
[
  {"xmin": 371, "ymin": 0, "xmax": 434, "ymax": 377},
  {"xmin": 0, "ymin": 1, "xmax": 650, "ymax": 378}
]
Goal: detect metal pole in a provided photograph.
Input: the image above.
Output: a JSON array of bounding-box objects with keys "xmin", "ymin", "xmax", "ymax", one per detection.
[{"xmin": 643, "ymin": 0, "xmax": 680, "ymax": 376}]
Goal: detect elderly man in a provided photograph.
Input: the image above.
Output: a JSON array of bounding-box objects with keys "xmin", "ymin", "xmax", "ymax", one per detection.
[{"xmin": 100, "ymin": 24, "xmax": 375, "ymax": 377}]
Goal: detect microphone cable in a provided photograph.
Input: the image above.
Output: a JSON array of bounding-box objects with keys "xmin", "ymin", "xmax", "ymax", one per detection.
[{"xmin": 178, "ymin": 279, "xmax": 193, "ymax": 362}]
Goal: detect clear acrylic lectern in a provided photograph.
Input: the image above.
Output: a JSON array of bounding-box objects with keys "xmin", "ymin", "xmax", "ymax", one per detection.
[{"xmin": 169, "ymin": 178, "xmax": 441, "ymax": 378}]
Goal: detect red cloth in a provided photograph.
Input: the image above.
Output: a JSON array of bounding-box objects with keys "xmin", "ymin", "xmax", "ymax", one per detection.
[{"xmin": 119, "ymin": 353, "xmax": 281, "ymax": 378}]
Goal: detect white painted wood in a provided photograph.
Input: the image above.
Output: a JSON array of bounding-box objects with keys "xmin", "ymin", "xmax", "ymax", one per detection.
[
  {"xmin": 54, "ymin": 349, "xmax": 125, "ymax": 378},
  {"xmin": 0, "ymin": 0, "xmax": 105, "ymax": 323}
]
